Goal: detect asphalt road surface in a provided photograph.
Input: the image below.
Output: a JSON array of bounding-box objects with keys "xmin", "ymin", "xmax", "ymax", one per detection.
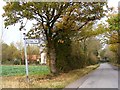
[{"xmin": 65, "ymin": 63, "xmax": 118, "ymax": 88}]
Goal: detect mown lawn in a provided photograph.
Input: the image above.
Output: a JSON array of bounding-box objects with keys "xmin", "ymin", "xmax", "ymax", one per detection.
[{"xmin": 1, "ymin": 65, "xmax": 50, "ymax": 76}]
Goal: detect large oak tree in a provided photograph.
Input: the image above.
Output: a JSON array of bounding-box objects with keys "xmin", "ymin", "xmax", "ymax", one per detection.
[{"xmin": 3, "ymin": 2, "xmax": 108, "ymax": 74}]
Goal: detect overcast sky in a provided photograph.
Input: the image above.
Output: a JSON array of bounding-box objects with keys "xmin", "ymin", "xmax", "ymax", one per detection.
[{"xmin": 0, "ymin": 0, "xmax": 120, "ymax": 45}]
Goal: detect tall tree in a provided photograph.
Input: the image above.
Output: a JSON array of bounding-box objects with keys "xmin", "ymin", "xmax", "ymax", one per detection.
[
  {"xmin": 2, "ymin": 43, "xmax": 9, "ymax": 63},
  {"xmin": 2, "ymin": 43, "xmax": 20, "ymax": 64},
  {"xmin": 3, "ymin": 2, "xmax": 108, "ymax": 74},
  {"xmin": 107, "ymin": 14, "xmax": 120, "ymax": 64},
  {"xmin": 15, "ymin": 41, "xmax": 24, "ymax": 64}
]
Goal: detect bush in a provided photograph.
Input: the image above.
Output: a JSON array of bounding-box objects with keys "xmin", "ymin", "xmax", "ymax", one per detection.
[
  {"xmin": 55, "ymin": 36, "xmax": 87, "ymax": 72},
  {"xmin": 55, "ymin": 38, "xmax": 72, "ymax": 72},
  {"xmin": 87, "ymin": 53, "xmax": 98, "ymax": 65},
  {"xmin": 2, "ymin": 59, "xmax": 14, "ymax": 65},
  {"xmin": 14, "ymin": 59, "xmax": 21, "ymax": 65}
]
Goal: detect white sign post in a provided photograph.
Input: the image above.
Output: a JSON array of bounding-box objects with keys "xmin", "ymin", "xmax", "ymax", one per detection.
[
  {"xmin": 23, "ymin": 33, "xmax": 40, "ymax": 81},
  {"xmin": 23, "ymin": 33, "xmax": 29, "ymax": 81}
]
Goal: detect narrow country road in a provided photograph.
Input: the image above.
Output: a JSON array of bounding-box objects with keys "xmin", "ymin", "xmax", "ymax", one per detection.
[{"xmin": 65, "ymin": 63, "xmax": 118, "ymax": 88}]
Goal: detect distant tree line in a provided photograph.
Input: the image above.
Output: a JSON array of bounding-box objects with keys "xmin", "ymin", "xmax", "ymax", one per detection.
[{"xmin": 2, "ymin": 42, "xmax": 39, "ymax": 65}]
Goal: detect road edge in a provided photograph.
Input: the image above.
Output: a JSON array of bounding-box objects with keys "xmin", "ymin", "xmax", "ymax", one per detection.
[{"xmin": 64, "ymin": 64, "xmax": 100, "ymax": 89}]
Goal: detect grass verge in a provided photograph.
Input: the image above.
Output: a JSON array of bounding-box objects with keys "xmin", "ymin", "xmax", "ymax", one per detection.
[
  {"xmin": 110, "ymin": 63, "xmax": 120, "ymax": 68},
  {"xmin": 2, "ymin": 64, "xmax": 99, "ymax": 88}
]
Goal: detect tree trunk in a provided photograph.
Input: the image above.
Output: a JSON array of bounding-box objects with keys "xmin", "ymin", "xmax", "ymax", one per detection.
[
  {"xmin": 49, "ymin": 48, "xmax": 57, "ymax": 74},
  {"xmin": 47, "ymin": 38, "xmax": 57, "ymax": 74}
]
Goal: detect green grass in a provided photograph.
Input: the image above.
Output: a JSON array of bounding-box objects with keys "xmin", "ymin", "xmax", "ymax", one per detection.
[{"xmin": 1, "ymin": 65, "xmax": 50, "ymax": 76}]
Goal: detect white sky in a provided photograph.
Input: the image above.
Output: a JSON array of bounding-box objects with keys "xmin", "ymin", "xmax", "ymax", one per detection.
[{"xmin": 0, "ymin": 0, "xmax": 120, "ymax": 45}]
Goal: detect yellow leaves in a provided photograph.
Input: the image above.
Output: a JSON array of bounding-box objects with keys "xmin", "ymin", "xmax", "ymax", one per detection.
[
  {"xmin": 62, "ymin": 15, "xmax": 69, "ymax": 21},
  {"xmin": 107, "ymin": 14, "xmax": 119, "ymax": 31},
  {"xmin": 56, "ymin": 23, "xmax": 63, "ymax": 30},
  {"xmin": 58, "ymin": 39, "xmax": 64, "ymax": 44},
  {"xmin": 56, "ymin": 15, "xmax": 76, "ymax": 31},
  {"xmin": 109, "ymin": 44, "xmax": 118, "ymax": 53},
  {"xmin": 109, "ymin": 33, "xmax": 118, "ymax": 44}
]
